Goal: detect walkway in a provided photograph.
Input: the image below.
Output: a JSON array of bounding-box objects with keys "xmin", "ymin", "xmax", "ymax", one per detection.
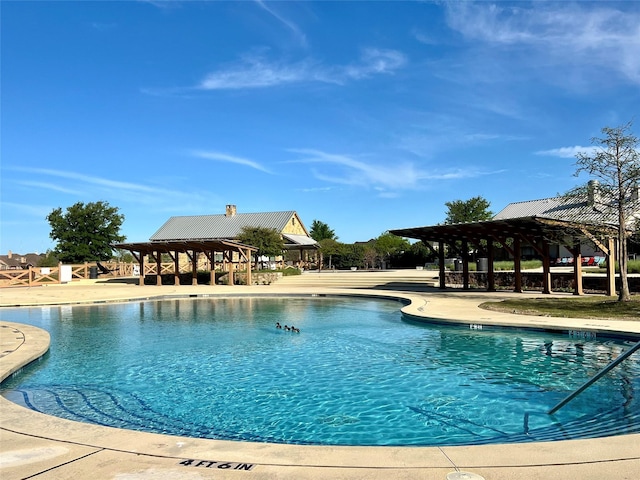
[{"xmin": 1, "ymin": 271, "xmax": 638, "ymax": 480}]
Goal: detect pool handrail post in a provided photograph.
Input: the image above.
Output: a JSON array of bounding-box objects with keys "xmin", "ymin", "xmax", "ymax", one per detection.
[{"xmin": 548, "ymin": 340, "xmax": 640, "ymax": 415}]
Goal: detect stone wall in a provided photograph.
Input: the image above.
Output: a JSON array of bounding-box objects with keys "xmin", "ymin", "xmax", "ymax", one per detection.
[{"xmin": 446, "ymin": 272, "xmax": 640, "ymax": 293}]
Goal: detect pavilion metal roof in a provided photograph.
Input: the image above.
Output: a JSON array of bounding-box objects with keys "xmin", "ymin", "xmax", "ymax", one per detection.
[
  {"xmin": 114, "ymin": 239, "xmax": 258, "ymax": 256},
  {"xmin": 283, "ymin": 233, "xmax": 319, "ymax": 247},
  {"xmin": 492, "ymin": 196, "xmax": 626, "ymax": 227},
  {"xmin": 390, "ymin": 216, "xmax": 619, "ymax": 246},
  {"xmin": 392, "ymin": 192, "xmax": 639, "ymax": 245}
]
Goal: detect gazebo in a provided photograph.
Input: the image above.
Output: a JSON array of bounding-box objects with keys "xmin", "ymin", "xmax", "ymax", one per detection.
[
  {"xmin": 391, "ymin": 186, "xmax": 639, "ymax": 295},
  {"xmin": 114, "ymin": 239, "xmax": 257, "ymax": 287},
  {"xmin": 391, "ymin": 216, "xmax": 618, "ymax": 295}
]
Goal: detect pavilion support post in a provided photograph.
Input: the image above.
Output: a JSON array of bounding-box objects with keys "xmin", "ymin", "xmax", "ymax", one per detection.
[
  {"xmin": 174, "ymin": 251, "xmax": 180, "ymax": 286},
  {"xmin": 438, "ymin": 241, "xmax": 446, "ymax": 290},
  {"xmin": 155, "ymin": 251, "xmax": 162, "ymax": 286},
  {"xmin": 139, "ymin": 254, "xmax": 145, "ymax": 286},
  {"xmin": 606, "ymin": 236, "xmax": 616, "ymax": 296},
  {"xmin": 191, "ymin": 251, "xmax": 198, "ymax": 286},
  {"xmin": 487, "ymin": 240, "xmax": 496, "ymax": 292},
  {"xmin": 210, "ymin": 251, "xmax": 216, "ymax": 286},
  {"xmin": 228, "ymin": 253, "xmax": 235, "ymax": 286},
  {"xmin": 513, "ymin": 237, "xmax": 522, "ymax": 293},
  {"xmin": 462, "ymin": 240, "xmax": 469, "ymax": 290},
  {"xmin": 245, "ymin": 248, "xmax": 252, "ymax": 286},
  {"xmin": 541, "ymin": 241, "xmax": 552, "ymax": 294},
  {"xmin": 571, "ymin": 242, "xmax": 583, "ymax": 296}
]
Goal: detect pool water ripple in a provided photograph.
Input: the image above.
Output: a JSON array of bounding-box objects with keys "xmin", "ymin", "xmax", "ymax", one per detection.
[{"xmin": 1, "ymin": 297, "xmax": 639, "ymax": 446}]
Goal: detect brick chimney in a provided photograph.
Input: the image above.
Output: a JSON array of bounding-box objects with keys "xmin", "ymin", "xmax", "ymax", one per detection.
[{"xmin": 225, "ymin": 204, "xmax": 237, "ymax": 217}]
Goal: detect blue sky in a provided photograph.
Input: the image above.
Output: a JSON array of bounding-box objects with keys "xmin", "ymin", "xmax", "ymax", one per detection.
[{"xmin": 2, "ymin": 1, "xmax": 640, "ymax": 254}]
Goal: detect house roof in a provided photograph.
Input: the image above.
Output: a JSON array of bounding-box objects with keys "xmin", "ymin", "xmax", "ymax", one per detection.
[
  {"xmin": 391, "ymin": 189, "xmax": 640, "ymax": 247},
  {"xmin": 0, "ymin": 253, "xmax": 44, "ymax": 269},
  {"xmin": 493, "ymin": 194, "xmax": 640, "ymax": 229},
  {"xmin": 150, "ymin": 211, "xmax": 300, "ymax": 242},
  {"xmin": 283, "ymin": 234, "xmax": 319, "ymax": 247}
]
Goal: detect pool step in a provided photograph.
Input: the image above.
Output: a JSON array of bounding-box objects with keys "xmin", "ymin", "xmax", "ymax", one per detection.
[
  {"xmin": 275, "ymin": 270, "xmax": 439, "ymax": 290},
  {"xmin": 5, "ymin": 385, "xmax": 639, "ymax": 445}
]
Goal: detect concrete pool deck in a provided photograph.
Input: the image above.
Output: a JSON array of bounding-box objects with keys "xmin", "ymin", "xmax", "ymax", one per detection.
[{"xmin": 1, "ymin": 275, "xmax": 639, "ymax": 480}]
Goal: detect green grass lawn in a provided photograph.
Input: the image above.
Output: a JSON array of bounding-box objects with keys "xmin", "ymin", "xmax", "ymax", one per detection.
[{"xmin": 479, "ymin": 296, "xmax": 640, "ymax": 320}]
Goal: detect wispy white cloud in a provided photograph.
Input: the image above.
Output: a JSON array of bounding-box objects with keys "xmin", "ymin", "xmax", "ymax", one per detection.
[
  {"xmin": 197, "ymin": 48, "xmax": 407, "ymax": 90},
  {"xmin": 13, "ymin": 167, "xmax": 171, "ymax": 194},
  {"xmin": 535, "ymin": 146, "xmax": 597, "ymax": 158},
  {"xmin": 286, "ymin": 148, "xmax": 492, "ymax": 192},
  {"xmin": 297, "ymin": 186, "xmax": 336, "ymax": 193},
  {"xmin": 255, "ymin": 0, "xmax": 307, "ymax": 47},
  {"xmin": 16, "ymin": 181, "xmax": 83, "ymax": 195},
  {"xmin": 8, "ymin": 166, "xmax": 207, "ymax": 208},
  {"xmin": 189, "ymin": 150, "xmax": 273, "ymax": 173},
  {"xmin": 1, "ymin": 201, "xmax": 52, "ymax": 218},
  {"xmin": 444, "ymin": 2, "xmax": 640, "ymax": 85}
]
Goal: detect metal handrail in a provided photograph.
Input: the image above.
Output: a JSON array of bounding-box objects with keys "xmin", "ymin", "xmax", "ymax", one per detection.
[{"xmin": 548, "ymin": 340, "xmax": 640, "ymax": 415}]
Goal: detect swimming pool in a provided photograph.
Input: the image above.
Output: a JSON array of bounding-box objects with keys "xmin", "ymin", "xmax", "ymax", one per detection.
[{"xmin": 1, "ymin": 296, "xmax": 639, "ymax": 446}]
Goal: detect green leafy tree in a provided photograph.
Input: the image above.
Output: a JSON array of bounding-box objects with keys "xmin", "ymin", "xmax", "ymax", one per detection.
[
  {"xmin": 573, "ymin": 120, "xmax": 640, "ymax": 302},
  {"xmin": 37, "ymin": 250, "xmax": 60, "ymax": 267},
  {"xmin": 374, "ymin": 232, "xmax": 410, "ymax": 268},
  {"xmin": 444, "ymin": 196, "xmax": 493, "ymax": 224},
  {"xmin": 318, "ymin": 238, "xmax": 341, "ymax": 269},
  {"xmin": 443, "ymin": 196, "xmax": 493, "ymax": 259},
  {"xmin": 332, "ymin": 243, "xmax": 365, "ymax": 269},
  {"xmin": 47, "ymin": 201, "xmax": 125, "ymax": 263},
  {"xmin": 237, "ymin": 226, "xmax": 285, "ymax": 269},
  {"xmin": 395, "ymin": 241, "xmax": 434, "ymax": 268},
  {"xmin": 310, "ymin": 220, "xmax": 338, "ymax": 241}
]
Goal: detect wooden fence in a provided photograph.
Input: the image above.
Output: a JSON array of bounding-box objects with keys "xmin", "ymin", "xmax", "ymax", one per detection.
[
  {"xmin": 0, "ymin": 262, "xmax": 239, "ymax": 288},
  {"xmin": 1, "ymin": 262, "xmax": 129, "ymax": 288}
]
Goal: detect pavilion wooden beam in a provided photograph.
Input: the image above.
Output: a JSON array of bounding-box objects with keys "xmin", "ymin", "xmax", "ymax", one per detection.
[
  {"xmin": 155, "ymin": 251, "xmax": 161, "ymax": 286},
  {"xmin": 487, "ymin": 240, "xmax": 496, "ymax": 292},
  {"xmin": 191, "ymin": 251, "xmax": 198, "ymax": 285},
  {"xmin": 461, "ymin": 239, "xmax": 470, "ymax": 290},
  {"xmin": 569, "ymin": 241, "xmax": 584, "ymax": 296},
  {"xmin": 513, "ymin": 236, "xmax": 522, "ymax": 293},
  {"xmin": 139, "ymin": 254, "xmax": 145, "ymax": 286},
  {"xmin": 244, "ymin": 247, "xmax": 252, "ymax": 286}
]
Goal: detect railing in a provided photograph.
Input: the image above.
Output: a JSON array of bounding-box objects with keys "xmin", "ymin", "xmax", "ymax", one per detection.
[
  {"xmin": 0, "ymin": 262, "xmax": 215, "ymax": 288},
  {"xmin": 548, "ymin": 340, "xmax": 640, "ymax": 415},
  {"xmin": 0, "ymin": 262, "xmax": 131, "ymax": 288},
  {"xmin": 0, "ymin": 265, "xmax": 64, "ymax": 287}
]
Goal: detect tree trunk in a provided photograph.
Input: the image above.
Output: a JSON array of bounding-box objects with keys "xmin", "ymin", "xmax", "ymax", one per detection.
[{"xmin": 618, "ymin": 207, "xmax": 631, "ymax": 302}]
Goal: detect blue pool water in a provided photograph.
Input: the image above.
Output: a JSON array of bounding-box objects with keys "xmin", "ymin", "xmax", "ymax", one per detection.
[{"xmin": 1, "ymin": 296, "xmax": 639, "ymax": 446}]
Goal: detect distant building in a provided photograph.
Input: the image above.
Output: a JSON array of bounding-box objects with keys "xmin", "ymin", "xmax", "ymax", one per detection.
[
  {"xmin": 149, "ymin": 204, "xmax": 318, "ymax": 268},
  {"xmin": 0, "ymin": 251, "xmax": 45, "ymax": 270},
  {"xmin": 493, "ymin": 180, "xmax": 640, "ymax": 260}
]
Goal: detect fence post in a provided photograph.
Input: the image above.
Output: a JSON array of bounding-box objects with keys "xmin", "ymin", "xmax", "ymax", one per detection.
[
  {"xmin": 28, "ymin": 266, "xmax": 33, "ymax": 287},
  {"xmin": 58, "ymin": 262, "xmax": 62, "ymax": 284}
]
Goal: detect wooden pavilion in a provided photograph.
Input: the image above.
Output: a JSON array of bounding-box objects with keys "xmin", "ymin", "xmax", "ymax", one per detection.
[
  {"xmin": 391, "ymin": 216, "xmax": 618, "ymax": 295},
  {"xmin": 391, "ymin": 184, "xmax": 640, "ymax": 295},
  {"xmin": 114, "ymin": 239, "xmax": 257, "ymax": 287}
]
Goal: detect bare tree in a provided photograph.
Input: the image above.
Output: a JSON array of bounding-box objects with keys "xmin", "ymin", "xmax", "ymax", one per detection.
[{"xmin": 575, "ymin": 121, "xmax": 640, "ymax": 302}]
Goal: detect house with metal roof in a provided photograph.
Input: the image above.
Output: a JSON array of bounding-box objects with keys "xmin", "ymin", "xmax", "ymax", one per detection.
[
  {"xmin": 492, "ymin": 181, "xmax": 640, "ymax": 260},
  {"xmin": 115, "ymin": 205, "xmax": 318, "ymax": 287},
  {"xmin": 150, "ymin": 204, "xmax": 318, "ymax": 250}
]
